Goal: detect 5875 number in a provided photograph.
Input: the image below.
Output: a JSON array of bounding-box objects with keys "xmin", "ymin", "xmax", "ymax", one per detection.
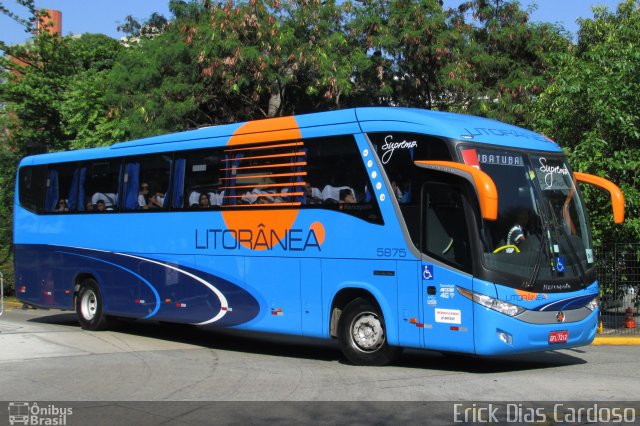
[{"xmin": 376, "ymin": 248, "xmax": 407, "ymax": 258}]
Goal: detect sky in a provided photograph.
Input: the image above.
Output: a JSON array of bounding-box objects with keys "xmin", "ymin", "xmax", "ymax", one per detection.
[{"xmin": 0, "ymin": 0, "xmax": 628, "ymax": 45}]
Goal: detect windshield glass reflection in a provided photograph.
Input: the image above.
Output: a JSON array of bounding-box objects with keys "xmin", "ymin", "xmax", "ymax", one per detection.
[{"xmin": 461, "ymin": 147, "xmax": 594, "ymax": 290}]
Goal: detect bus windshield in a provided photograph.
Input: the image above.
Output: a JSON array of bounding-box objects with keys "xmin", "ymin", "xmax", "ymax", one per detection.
[{"xmin": 461, "ymin": 147, "xmax": 594, "ymax": 291}]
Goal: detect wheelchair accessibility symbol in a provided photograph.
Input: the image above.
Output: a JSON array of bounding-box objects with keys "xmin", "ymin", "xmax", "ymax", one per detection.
[
  {"xmin": 555, "ymin": 256, "xmax": 566, "ymax": 273},
  {"xmin": 423, "ymin": 265, "xmax": 434, "ymax": 280}
]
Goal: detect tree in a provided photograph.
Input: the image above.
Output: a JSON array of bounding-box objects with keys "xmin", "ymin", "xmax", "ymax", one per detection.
[
  {"xmin": 98, "ymin": 0, "xmax": 367, "ymax": 141},
  {"xmin": 0, "ymin": 4, "xmax": 123, "ymax": 291},
  {"xmin": 0, "ymin": 115, "xmax": 17, "ymax": 294},
  {"xmin": 532, "ymin": 0, "xmax": 640, "ymax": 244},
  {"xmin": 346, "ymin": 0, "xmax": 454, "ymax": 109},
  {"xmin": 444, "ymin": 0, "xmax": 570, "ymax": 126},
  {"xmin": 59, "ymin": 34, "xmax": 123, "ymax": 148}
]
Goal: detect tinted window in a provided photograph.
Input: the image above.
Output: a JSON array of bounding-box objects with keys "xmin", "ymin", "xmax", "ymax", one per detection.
[
  {"xmin": 18, "ymin": 166, "xmax": 47, "ymax": 213},
  {"xmin": 368, "ymin": 132, "xmax": 452, "ymax": 205},
  {"xmin": 174, "ymin": 148, "xmax": 225, "ymax": 209},
  {"xmin": 422, "ymin": 182, "xmax": 472, "ymax": 272},
  {"xmin": 83, "ymin": 159, "xmax": 121, "ymax": 212},
  {"xmin": 123, "ymin": 154, "xmax": 172, "ymax": 211},
  {"xmin": 43, "ymin": 162, "xmax": 78, "ymax": 213},
  {"xmin": 304, "ymin": 136, "xmax": 382, "ymax": 223},
  {"xmin": 171, "ymin": 136, "xmax": 381, "ymax": 222},
  {"xmin": 368, "ymin": 132, "xmax": 453, "ymax": 245}
]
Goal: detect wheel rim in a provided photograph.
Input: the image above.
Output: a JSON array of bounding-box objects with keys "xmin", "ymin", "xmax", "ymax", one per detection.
[
  {"xmin": 350, "ymin": 311, "xmax": 385, "ymax": 352},
  {"xmin": 80, "ymin": 289, "xmax": 98, "ymax": 321}
]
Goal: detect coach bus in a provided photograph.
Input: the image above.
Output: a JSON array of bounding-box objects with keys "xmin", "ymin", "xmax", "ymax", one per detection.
[{"xmin": 14, "ymin": 107, "xmax": 624, "ymax": 365}]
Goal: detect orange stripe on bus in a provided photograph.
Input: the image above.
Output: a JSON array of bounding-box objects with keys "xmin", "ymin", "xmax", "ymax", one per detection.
[
  {"xmin": 222, "ymin": 152, "xmax": 306, "ymax": 162},
  {"xmin": 224, "ymin": 141, "xmax": 304, "ymax": 152},
  {"xmin": 220, "ymin": 182, "xmax": 306, "ymax": 190},
  {"xmin": 220, "ymin": 172, "xmax": 307, "ymax": 181},
  {"xmin": 223, "ymin": 116, "xmax": 303, "ymax": 250},
  {"xmin": 221, "ymin": 161, "xmax": 307, "ymax": 171},
  {"xmin": 222, "ymin": 192, "xmax": 304, "ymax": 199}
]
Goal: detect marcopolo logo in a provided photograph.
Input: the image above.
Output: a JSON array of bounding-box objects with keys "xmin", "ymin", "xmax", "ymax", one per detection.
[{"xmin": 7, "ymin": 402, "xmax": 73, "ymax": 425}]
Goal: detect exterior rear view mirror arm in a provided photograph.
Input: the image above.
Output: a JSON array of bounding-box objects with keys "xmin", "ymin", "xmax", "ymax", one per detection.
[{"xmin": 574, "ymin": 172, "xmax": 625, "ymax": 224}]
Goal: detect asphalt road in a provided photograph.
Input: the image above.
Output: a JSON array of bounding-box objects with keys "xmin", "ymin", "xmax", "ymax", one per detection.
[{"xmin": 1, "ymin": 307, "xmax": 639, "ymax": 424}]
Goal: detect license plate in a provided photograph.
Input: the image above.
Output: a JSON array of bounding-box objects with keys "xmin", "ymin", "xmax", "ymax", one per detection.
[{"xmin": 548, "ymin": 330, "xmax": 568, "ymax": 344}]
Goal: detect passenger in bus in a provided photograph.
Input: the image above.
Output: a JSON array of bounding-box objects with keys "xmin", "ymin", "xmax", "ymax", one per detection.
[
  {"xmin": 211, "ymin": 191, "xmax": 223, "ymax": 206},
  {"xmin": 55, "ymin": 199, "xmax": 69, "ymax": 212},
  {"xmin": 85, "ymin": 201, "xmax": 94, "ymax": 211},
  {"xmin": 187, "ymin": 191, "xmax": 200, "ymax": 207},
  {"xmin": 304, "ymin": 183, "xmax": 322, "ymax": 204},
  {"xmin": 138, "ymin": 182, "xmax": 150, "ymax": 209},
  {"xmin": 95, "ymin": 200, "xmax": 107, "ymax": 212},
  {"xmin": 91, "ymin": 192, "xmax": 117, "ymax": 208},
  {"xmin": 322, "ymin": 185, "xmax": 354, "ymax": 203},
  {"xmin": 198, "ymin": 193, "xmax": 211, "ymax": 208},
  {"xmin": 391, "ymin": 180, "xmax": 403, "ymax": 201},
  {"xmin": 256, "ymin": 195, "xmax": 272, "ymax": 204},
  {"xmin": 339, "ymin": 188, "xmax": 356, "ymax": 204},
  {"xmin": 148, "ymin": 188, "xmax": 165, "ymax": 209}
]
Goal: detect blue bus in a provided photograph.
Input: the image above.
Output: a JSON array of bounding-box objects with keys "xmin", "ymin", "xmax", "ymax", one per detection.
[{"xmin": 14, "ymin": 107, "xmax": 624, "ymax": 365}]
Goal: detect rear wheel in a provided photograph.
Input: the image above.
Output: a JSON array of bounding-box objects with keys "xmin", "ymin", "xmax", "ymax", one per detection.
[
  {"xmin": 76, "ymin": 278, "xmax": 110, "ymax": 331},
  {"xmin": 338, "ymin": 298, "xmax": 402, "ymax": 366}
]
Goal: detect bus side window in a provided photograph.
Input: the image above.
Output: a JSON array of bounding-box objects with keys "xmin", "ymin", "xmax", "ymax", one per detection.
[
  {"xmin": 174, "ymin": 148, "xmax": 224, "ymax": 209},
  {"xmin": 18, "ymin": 166, "xmax": 47, "ymax": 213},
  {"xmin": 123, "ymin": 154, "xmax": 172, "ymax": 211},
  {"xmin": 305, "ymin": 136, "xmax": 383, "ymax": 224},
  {"xmin": 83, "ymin": 159, "xmax": 121, "ymax": 212},
  {"xmin": 43, "ymin": 163, "xmax": 77, "ymax": 213},
  {"xmin": 422, "ymin": 182, "xmax": 472, "ymax": 272}
]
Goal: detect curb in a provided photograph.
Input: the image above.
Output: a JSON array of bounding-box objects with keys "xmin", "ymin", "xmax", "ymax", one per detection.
[{"xmin": 593, "ymin": 335, "xmax": 640, "ymax": 345}]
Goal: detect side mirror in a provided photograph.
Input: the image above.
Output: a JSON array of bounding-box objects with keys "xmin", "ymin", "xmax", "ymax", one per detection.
[
  {"xmin": 414, "ymin": 160, "xmax": 498, "ymax": 221},
  {"xmin": 574, "ymin": 172, "xmax": 625, "ymax": 224}
]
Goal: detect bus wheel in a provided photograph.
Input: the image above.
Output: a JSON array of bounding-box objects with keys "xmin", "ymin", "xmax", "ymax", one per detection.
[
  {"xmin": 76, "ymin": 279, "xmax": 110, "ymax": 331},
  {"xmin": 338, "ymin": 297, "xmax": 402, "ymax": 366}
]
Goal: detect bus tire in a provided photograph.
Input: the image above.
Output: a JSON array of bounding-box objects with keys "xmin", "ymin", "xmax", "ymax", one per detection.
[
  {"xmin": 76, "ymin": 278, "xmax": 110, "ymax": 331},
  {"xmin": 338, "ymin": 297, "xmax": 402, "ymax": 366}
]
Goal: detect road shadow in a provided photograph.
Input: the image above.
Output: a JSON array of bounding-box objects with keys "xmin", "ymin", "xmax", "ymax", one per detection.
[{"xmin": 27, "ymin": 310, "xmax": 587, "ymax": 372}]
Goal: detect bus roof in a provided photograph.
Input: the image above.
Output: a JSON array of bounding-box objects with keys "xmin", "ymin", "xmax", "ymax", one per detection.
[{"xmin": 20, "ymin": 107, "xmax": 561, "ymax": 166}]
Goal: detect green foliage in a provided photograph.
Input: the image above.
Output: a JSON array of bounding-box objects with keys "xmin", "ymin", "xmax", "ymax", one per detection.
[
  {"xmin": 445, "ymin": 0, "xmax": 571, "ymax": 126},
  {"xmin": 532, "ymin": 0, "xmax": 640, "ymax": 245},
  {"xmin": 0, "ymin": 116, "xmax": 17, "ymax": 293}
]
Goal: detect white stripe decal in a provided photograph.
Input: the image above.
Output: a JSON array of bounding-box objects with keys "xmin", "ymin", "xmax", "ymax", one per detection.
[
  {"xmin": 115, "ymin": 252, "xmax": 230, "ymax": 325},
  {"xmin": 62, "ymin": 245, "xmax": 230, "ymax": 325}
]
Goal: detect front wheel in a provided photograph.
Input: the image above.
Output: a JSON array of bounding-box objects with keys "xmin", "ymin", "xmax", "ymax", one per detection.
[
  {"xmin": 75, "ymin": 278, "xmax": 110, "ymax": 331},
  {"xmin": 338, "ymin": 298, "xmax": 402, "ymax": 366}
]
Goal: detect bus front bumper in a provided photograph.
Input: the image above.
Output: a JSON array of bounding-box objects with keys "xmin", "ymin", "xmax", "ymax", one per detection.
[{"xmin": 473, "ymin": 304, "xmax": 598, "ymax": 356}]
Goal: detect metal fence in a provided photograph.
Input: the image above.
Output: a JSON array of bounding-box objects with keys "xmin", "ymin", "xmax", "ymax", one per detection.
[{"xmin": 596, "ymin": 243, "xmax": 640, "ymax": 335}]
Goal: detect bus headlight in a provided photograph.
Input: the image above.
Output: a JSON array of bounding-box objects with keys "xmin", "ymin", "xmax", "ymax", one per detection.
[
  {"xmin": 457, "ymin": 287, "xmax": 526, "ymax": 317},
  {"xmin": 586, "ymin": 296, "xmax": 599, "ymax": 311}
]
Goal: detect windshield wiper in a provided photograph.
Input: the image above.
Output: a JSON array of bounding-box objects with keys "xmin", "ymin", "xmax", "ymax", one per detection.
[
  {"xmin": 546, "ymin": 200, "xmax": 587, "ymax": 285},
  {"xmin": 524, "ymin": 192, "xmax": 554, "ymax": 288}
]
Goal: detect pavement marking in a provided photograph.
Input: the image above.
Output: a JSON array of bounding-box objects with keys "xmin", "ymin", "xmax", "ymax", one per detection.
[{"xmin": 593, "ymin": 335, "xmax": 640, "ymax": 345}]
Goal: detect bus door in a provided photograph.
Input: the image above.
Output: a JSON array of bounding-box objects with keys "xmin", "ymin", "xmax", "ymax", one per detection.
[{"xmin": 420, "ymin": 182, "xmax": 475, "ymax": 353}]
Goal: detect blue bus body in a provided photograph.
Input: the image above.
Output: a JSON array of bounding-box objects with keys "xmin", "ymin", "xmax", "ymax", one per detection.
[{"xmin": 14, "ymin": 108, "xmax": 618, "ymax": 363}]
